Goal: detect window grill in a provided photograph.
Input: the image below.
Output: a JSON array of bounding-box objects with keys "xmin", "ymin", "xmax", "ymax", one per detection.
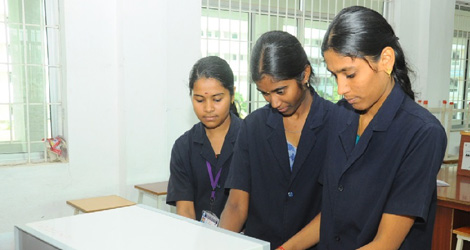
[
  {"xmin": 201, "ymin": 0, "xmax": 388, "ymax": 117},
  {"xmin": 0, "ymin": 0, "xmax": 64, "ymax": 165}
]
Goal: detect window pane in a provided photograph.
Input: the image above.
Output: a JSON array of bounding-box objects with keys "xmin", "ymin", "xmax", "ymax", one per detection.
[
  {"xmin": 252, "ymin": 14, "xmax": 297, "ymax": 41},
  {"xmin": 0, "ymin": 64, "xmax": 9, "ymax": 103},
  {"xmin": 249, "ymin": 83, "xmax": 267, "ymax": 110},
  {"xmin": 0, "ymin": 0, "xmax": 6, "ymax": 22},
  {"xmin": 449, "ymin": 38, "xmax": 466, "ymax": 103},
  {"xmin": 10, "ymin": 103, "xmax": 27, "ymax": 143},
  {"xmin": 0, "ymin": 23, "xmax": 8, "ymax": 63},
  {"xmin": 26, "ymin": 25, "xmax": 44, "ymax": 64},
  {"xmin": 48, "ymin": 66, "xmax": 61, "ymax": 102},
  {"xmin": 8, "ymin": 24, "xmax": 26, "ymax": 65},
  {"xmin": 44, "ymin": 0, "xmax": 59, "ymax": 26},
  {"xmin": 29, "ymin": 104, "xmax": 47, "ymax": 141},
  {"xmin": 0, "ymin": 104, "xmax": 11, "ymax": 142},
  {"xmin": 28, "ymin": 66, "xmax": 46, "ymax": 103},
  {"xmin": 45, "ymin": 27, "xmax": 60, "ymax": 65},
  {"xmin": 7, "ymin": 0, "xmax": 23, "ymax": 24},
  {"xmin": 10, "ymin": 64, "xmax": 26, "ymax": 103},
  {"xmin": 24, "ymin": 0, "xmax": 42, "ymax": 25}
]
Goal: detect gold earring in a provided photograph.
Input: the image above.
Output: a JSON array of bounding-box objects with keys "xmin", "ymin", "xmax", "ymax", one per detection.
[{"xmin": 386, "ymin": 69, "xmax": 392, "ymax": 76}]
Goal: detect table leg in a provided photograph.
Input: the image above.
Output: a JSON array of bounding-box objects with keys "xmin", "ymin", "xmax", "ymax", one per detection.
[{"xmin": 138, "ymin": 191, "xmax": 144, "ymax": 203}]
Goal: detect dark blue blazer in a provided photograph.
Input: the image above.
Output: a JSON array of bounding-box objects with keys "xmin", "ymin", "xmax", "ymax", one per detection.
[
  {"xmin": 226, "ymin": 90, "xmax": 334, "ymax": 249},
  {"xmin": 167, "ymin": 113, "xmax": 242, "ymax": 220},
  {"xmin": 319, "ymin": 84, "xmax": 447, "ymax": 250}
]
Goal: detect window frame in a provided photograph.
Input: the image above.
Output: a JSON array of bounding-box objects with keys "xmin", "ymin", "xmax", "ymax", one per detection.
[{"xmin": 0, "ymin": 0, "xmax": 65, "ymax": 165}]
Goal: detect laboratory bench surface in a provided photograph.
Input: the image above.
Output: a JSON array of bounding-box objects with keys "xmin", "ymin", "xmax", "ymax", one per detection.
[{"xmin": 433, "ymin": 164, "xmax": 470, "ymax": 250}]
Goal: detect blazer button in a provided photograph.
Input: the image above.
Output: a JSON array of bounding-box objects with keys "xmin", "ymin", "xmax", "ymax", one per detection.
[
  {"xmin": 287, "ymin": 192, "xmax": 294, "ymax": 197},
  {"xmin": 338, "ymin": 185, "xmax": 344, "ymax": 192},
  {"xmin": 335, "ymin": 236, "xmax": 341, "ymax": 241}
]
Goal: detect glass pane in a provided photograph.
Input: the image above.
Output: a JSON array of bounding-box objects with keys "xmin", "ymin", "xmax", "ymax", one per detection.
[
  {"xmin": 7, "ymin": 0, "xmax": 24, "ymax": 24},
  {"xmin": 0, "ymin": 104, "xmax": 11, "ymax": 142},
  {"xmin": 28, "ymin": 65, "xmax": 45, "ymax": 103},
  {"xmin": 24, "ymin": 0, "xmax": 42, "ymax": 25},
  {"xmin": 203, "ymin": 0, "xmax": 298, "ymax": 12},
  {"xmin": 26, "ymin": 25, "xmax": 44, "ymax": 64},
  {"xmin": 243, "ymin": 0, "xmax": 297, "ymax": 10},
  {"xmin": 10, "ymin": 103, "xmax": 27, "ymax": 142},
  {"xmin": 29, "ymin": 104, "xmax": 47, "ymax": 141},
  {"xmin": 10, "ymin": 64, "xmax": 26, "ymax": 103},
  {"xmin": 249, "ymin": 82, "xmax": 267, "ymax": 106},
  {"xmin": 201, "ymin": 39, "xmax": 208, "ymax": 56},
  {"xmin": 0, "ymin": 0, "xmax": 6, "ymax": 22},
  {"xmin": 449, "ymin": 37, "xmax": 467, "ymax": 103},
  {"xmin": 44, "ymin": 0, "xmax": 59, "ymax": 26},
  {"xmin": 47, "ymin": 66, "xmax": 61, "ymax": 102},
  {"xmin": 45, "ymin": 27, "xmax": 59, "ymax": 65},
  {"xmin": 0, "ymin": 64, "xmax": 9, "ymax": 103},
  {"xmin": 8, "ymin": 23, "xmax": 26, "ymax": 65},
  {"xmin": 316, "ymin": 76, "xmax": 340, "ymax": 102},
  {"xmin": 0, "ymin": 23, "xmax": 7, "ymax": 63},
  {"xmin": 252, "ymin": 14, "xmax": 297, "ymax": 41},
  {"xmin": 0, "ymin": 144, "xmax": 29, "ymax": 155},
  {"xmin": 30, "ymin": 141, "xmax": 45, "ymax": 153}
]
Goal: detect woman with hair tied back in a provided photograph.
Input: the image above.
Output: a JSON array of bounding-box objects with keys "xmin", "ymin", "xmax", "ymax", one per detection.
[
  {"xmin": 220, "ymin": 30, "xmax": 335, "ymax": 249},
  {"xmin": 280, "ymin": 6, "xmax": 447, "ymax": 250},
  {"xmin": 166, "ymin": 56, "xmax": 241, "ymax": 226}
]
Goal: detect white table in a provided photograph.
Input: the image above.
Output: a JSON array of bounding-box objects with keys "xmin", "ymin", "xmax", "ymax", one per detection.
[{"xmin": 15, "ymin": 205, "xmax": 269, "ymax": 250}]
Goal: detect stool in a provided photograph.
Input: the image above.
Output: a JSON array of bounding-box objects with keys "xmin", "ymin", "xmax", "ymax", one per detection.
[
  {"xmin": 66, "ymin": 195, "xmax": 136, "ymax": 215},
  {"xmin": 453, "ymin": 227, "xmax": 470, "ymax": 250},
  {"xmin": 134, "ymin": 181, "xmax": 168, "ymax": 209}
]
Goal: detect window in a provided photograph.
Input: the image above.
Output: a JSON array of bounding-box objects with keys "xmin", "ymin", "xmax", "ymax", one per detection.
[
  {"xmin": 0, "ymin": 0, "xmax": 64, "ymax": 165},
  {"xmin": 201, "ymin": 0, "xmax": 387, "ymax": 117},
  {"xmin": 449, "ymin": 3, "xmax": 470, "ymax": 127}
]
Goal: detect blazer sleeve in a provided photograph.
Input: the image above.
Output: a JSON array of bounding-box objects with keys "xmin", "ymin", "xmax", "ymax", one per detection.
[
  {"xmin": 166, "ymin": 137, "xmax": 195, "ymax": 205},
  {"xmin": 224, "ymin": 119, "xmax": 252, "ymax": 193},
  {"xmin": 383, "ymin": 122, "xmax": 447, "ymax": 222}
]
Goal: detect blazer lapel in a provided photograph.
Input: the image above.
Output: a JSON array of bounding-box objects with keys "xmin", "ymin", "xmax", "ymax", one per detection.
[
  {"xmin": 215, "ymin": 115, "xmax": 240, "ymax": 168},
  {"xmin": 337, "ymin": 109, "xmax": 359, "ymax": 175},
  {"xmin": 196, "ymin": 125, "xmax": 216, "ymax": 167},
  {"xmin": 290, "ymin": 93, "xmax": 324, "ymax": 180},
  {"xmin": 338, "ymin": 84, "xmax": 404, "ymax": 176},
  {"xmin": 266, "ymin": 109, "xmax": 291, "ymax": 179}
]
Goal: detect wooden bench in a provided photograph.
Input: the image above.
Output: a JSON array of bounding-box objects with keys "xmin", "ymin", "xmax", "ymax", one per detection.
[
  {"xmin": 134, "ymin": 181, "xmax": 168, "ymax": 209},
  {"xmin": 66, "ymin": 195, "xmax": 136, "ymax": 215}
]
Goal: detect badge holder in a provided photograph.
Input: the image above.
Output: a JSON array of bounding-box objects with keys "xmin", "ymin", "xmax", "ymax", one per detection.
[{"xmin": 200, "ymin": 210, "xmax": 219, "ymax": 226}]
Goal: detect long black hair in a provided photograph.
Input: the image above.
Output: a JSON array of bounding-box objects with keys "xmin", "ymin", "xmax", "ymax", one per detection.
[
  {"xmin": 251, "ymin": 30, "xmax": 314, "ymax": 89},
  {"xmin": 189, "ymin": 56, "xmax": 239, "ymax": 117},
  {"xmin": 321, "ymin": 6, "xmax": 415, "ymax": 100}
]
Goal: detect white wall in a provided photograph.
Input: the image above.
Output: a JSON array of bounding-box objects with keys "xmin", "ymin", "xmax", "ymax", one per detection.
[
  {"xmin": 0, "ymin": 0, "xmax": 200, "ymax": 235},
  {"xmin": 390, "ymin": 0, "xmax": 458, "ymax": 155},
  {"xmin": 116, "ymin": 0, "xmax": 200, "ymax": 199},
  {"xmin": 391, "ymin": 0, "xmax": 455, "ymax": 107}
]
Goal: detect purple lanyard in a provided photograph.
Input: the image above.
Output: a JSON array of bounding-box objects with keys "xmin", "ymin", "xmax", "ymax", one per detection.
[{"xmin": 206, "ymin": 161, "xmax": 222, "ymax": 202}]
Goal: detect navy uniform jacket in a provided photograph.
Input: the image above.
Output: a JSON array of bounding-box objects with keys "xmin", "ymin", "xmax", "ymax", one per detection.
[
  {"xmin": 225, "ymin": 90, "xmax": 334, "ymax": 249},
  {"xmin": 319, "ymin": 83, "xmax": 447, "ymax": 250},
  {"xmin": 166, "ymin": 113, "xmax": 242, "ymax": 220}
]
